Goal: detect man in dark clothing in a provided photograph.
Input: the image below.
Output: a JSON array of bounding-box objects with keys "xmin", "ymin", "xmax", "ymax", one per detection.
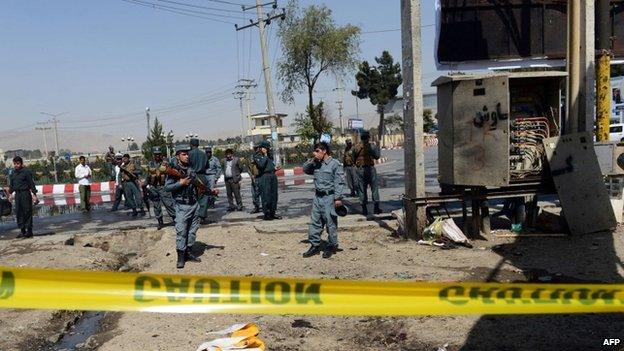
[
  {"xmin": 188, "ymin": 138, "xmax": 209, "ymax": 224},
  {"xmin": 342, "ymin": 139, "xmax": 358, "ymax": 197},
  {"xmin": 248, "ymin": 145, "xmax": 262, "ymax": 214},
  {"xmin": 352, "ymin": 130, "xmax": 382, "ymax": 215},
  {"xmin": 254, "ymin": 140, "xmax": 281, "ymax": 221},
  {"xmin": 8, "ymin": 156, "xmax": 38, "ymax": 238},
  {"xmin": 222, "ymin": 149, "xmax": 245, "ymax": 211}
]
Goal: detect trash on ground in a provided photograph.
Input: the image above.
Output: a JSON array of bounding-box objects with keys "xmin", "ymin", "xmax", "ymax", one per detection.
[{"xmin": 197, "ymin": 323, "xmax": 265, "ymax": 351}]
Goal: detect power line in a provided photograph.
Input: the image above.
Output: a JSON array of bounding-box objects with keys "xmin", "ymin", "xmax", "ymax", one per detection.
[
  {"xmin": 203, "ymin": 0, "xmax": 246, "ymax": 6},
  {"xmin": 153, "ymin": 0, "xmax": 249, "ymax": 14},
  {"xmin": 124, "ymin": 0, "xmax": 250, "ymax": 20},
  {"xmin": 362, "ymin": 24, "xmax": 434, "ymax": 34},
  {"xmin": 120, "ymin": 0, "xmax": 235, "ymax": 24}
]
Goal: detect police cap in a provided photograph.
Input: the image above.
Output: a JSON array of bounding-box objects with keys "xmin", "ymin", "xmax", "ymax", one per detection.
[{"xmin": 175, "ymin": 144, "xmax": 190, "ymax": 154}]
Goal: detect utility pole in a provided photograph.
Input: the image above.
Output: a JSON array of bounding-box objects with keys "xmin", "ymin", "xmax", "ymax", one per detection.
[
  {"xmin": 333, "ymin": 79, "xmax": 344, "ymax": 135},
  {"xmin": 401, "ymin": 0, "xmax": 427, "ymax": 240},
  {"xmin": 596, "ymin": 0, "xmax": 611, "ymax": 141},
  {"xmin": 579, "ymin": 1, "xmax": 595, "ymax": 133},
  {"xmin": 35, "ymin": 124, "xmax": 51, "ymax": 160},
  {"xmin": 236, "ymin": 1, "xmax": 285, "ymax": 165},
  {"xmin": 234, "ymin": 79, "xmax": 258, "ymax": 145},
  {"xmin": 146, "ymin": 107, "xmax": 151, "ymax": 138}
]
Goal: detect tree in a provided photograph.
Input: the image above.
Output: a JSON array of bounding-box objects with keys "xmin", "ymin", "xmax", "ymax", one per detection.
[
  {"xmin": 292, "ymin": 102, "xmax": 333, "ymax": 142},
  {"xmin": 141, "ymin": 118, "xmax": 168, "ymax": 159},
  {"xmin": 384, "ymin": 114, "xmax": 404, "ymax": 134},
  {"xmin": 352, "ymin": 51, "xmax": 402, "ymax": 147},
  {"xmin": 277, "ymin": 0, "xmax": 360, "ymax": 138},
  {"xmin": 423, "ymin": 108, "xmax": 437, "ymax": 133}
]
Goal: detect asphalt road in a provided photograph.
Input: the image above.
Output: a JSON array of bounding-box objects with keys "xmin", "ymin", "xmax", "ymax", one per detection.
[{"xmin": 0, "ymin": 148, "xmax": 439, "ymax": 239}]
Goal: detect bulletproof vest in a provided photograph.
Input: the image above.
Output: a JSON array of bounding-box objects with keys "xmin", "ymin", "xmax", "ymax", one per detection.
[
  {"xmin": 249, "ymin": 155, "xmax": 260, "ymax": 176},
  {"xmin": 343, "ymin": 147, "xmax": 354, "ymax": 166},
  {"xmin": 148, "ymin": 160, "xmax": 167, "ymax": 187},
  {"xmin": 173, "ymin": 165, "xmax": 199, "ymax": 201},
  {"xmin": 121, "ymin": 162, "xmax": 136, "ymax": 182},
  {"xmin": 354, "ymin": 143, "xmax": 375, "ymax": 167}
]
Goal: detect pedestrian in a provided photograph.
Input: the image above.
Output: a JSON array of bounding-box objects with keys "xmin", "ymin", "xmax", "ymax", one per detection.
[
  {"xmin": 188, "ymin": 138, "xmax": 209, "ymax": 224},
  {"xmin": 342, "ymin": 139, "xmax": 358, "ymax": 197},
  {"xmin": 120, "ymin": 153, "xmax": 141, "ymax": 217},
  {"xmin": 8, "ymin": 156, "xmax": 38, "ymax": 238},
  {"xmin": 352, "ymin": 130, "xmax": 382, "ymax": 215},
  {"xmin": 110, "ymin": 153, "xmax": 124, "ymax": 211},
  {"xmin": 165, "ymin": 144, "xmax": 202, "ymax": 269},
  {"xmin": 302, "ymin": 142, "xmax": 346, "ymax": 259},
  {"xmin": 222, "ymin": 148, "xmax": 244, "ymax": 212},
  {"xmin": 145, "ymin": 147, "xmax": 175, "ymax": 230},
  {"xmin": 254, "ymin": 140, "xmax": 281, "ymax": 220},
  {"xmin": 204, "ymin": 147, "xmax": 221, "ymax": 211},
  {"xmin": 248, "ymin": 145, "xmax": 262, "ymax": 214},
  {"xmin": 74, "ymin": 155, "xmax": 92, "ymax": 213},
  {"xmin": 105, "ymin": 146, "xmax": 116, "ymax": 181}
]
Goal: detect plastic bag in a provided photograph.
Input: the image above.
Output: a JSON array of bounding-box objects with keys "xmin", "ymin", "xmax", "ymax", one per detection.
[{"xmin": 422, "ymin": 217, "xmax": 444, "ymax": 244}]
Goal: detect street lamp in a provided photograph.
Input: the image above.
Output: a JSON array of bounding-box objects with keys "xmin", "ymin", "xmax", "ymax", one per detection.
[
  {"xmin": 161, "ymin": 131, "xmax": 174, "ymax": 158},
  {"xmin": 121, "ymin": 136, "xmax": 134, "ymax": 151},
  {"xmin": 185, "ymin": 133, "xmax": 198, "ymax": 140}
]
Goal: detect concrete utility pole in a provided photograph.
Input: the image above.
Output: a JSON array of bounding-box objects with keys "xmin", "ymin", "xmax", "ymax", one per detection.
[
  {"xmin": 146, "ymin": 107, "xmax": 151, "ymax": 138},
  {"xmin": 401, "ymin": 0, "xmax": 427, "ymax": 239},
  {"xmin": 596, "ymin": 0, "xmax": 611, "ymax": 141},
  {"xmin": 35, "ymin": 124, "xmax": 50, "ymax": 160},
  {"xmin": 236, "ymin": 1, "xmax": 285, "ymax": 165},
  {"xmin": 333, "ymin": 79, "xmax": 345, "ymax": 135},
  {"xmin": 579, "ymin": 1, "xmax": 595, "ymax": 133},
  {"xmin": 566, "ymin": 0, "xmax": 581, "ymax": 133},
  {"xmin": 234, "ymin": 79, "xmax": 258, "ymax": 145}
]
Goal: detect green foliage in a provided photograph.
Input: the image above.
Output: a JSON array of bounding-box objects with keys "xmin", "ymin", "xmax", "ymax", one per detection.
[
  {"xmin": 278, "ymin": 0, "xmax": 360, "ymax": 136},
  {"xmin": 384, "ymin": 114, "xmax": 403, "ymax": 134},
  {"xmin": 423, "ymin": 109, "xmax": 437, "ymax": 133},
  {"xmin": 292, "ymin": 102, "xmax": 333, "ymax": 142},
  {"xmin": 352, "ymin": 51, "xmax": 402, "ymax": 144},
  {"xmin": 141, "ymin": 118, "xmax": 170, "ymax": 159}
]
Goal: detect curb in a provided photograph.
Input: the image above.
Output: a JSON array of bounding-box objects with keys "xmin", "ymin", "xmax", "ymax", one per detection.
[{"xmin": 35, "ymin": 158, "xmax": 390, "ymax": 196}]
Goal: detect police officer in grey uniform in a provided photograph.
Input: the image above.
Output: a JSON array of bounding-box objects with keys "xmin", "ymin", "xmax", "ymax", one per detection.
[
  {"xmin": 254, "ymin": 140, "xmax": 281, "ymax": 220},
  {"xmin": 302, "ymin": 142, "xmax": 346, "ymax": 259},
  {"xmin": 188, "ymin": 138, "xmax": 209, "ymax": 224},
  {"xmin": 204, "ymin": 146, "xmax": 221, "ymax": 211},
  {"xmin": 165, "ymin": 144, "xmax": 202, "ymax": 269},
  {"xmin": 145, "ymin": 147, "xmax": 175, "ymax": 230},
  {"xmin": 352, "ymin": 131, "xmax": 382, "ymax": 215}
]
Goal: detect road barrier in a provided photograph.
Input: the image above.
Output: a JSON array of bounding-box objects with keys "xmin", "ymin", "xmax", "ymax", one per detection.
[{"xmin": 0, "ymin": 266, "xmax": 623, "ymax": 315}]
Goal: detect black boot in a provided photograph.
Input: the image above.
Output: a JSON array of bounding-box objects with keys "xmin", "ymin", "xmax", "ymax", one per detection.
[
  {"xmin": 157, "ymin": 217, "xmax": 164, "ymax": 230},
  {"xmin": 322, "ymin": 245, "xmax": 338, "ymax": 259},
  {"xmin": 302, "ymin": 245, "xmax": 321, "ymax": 258},
  {"xmin": 251, "ymin": 206, "xmax": 261, "ymax": 214},
  {"xmin": 374, "ymin": 203, "xmax": 382, "ymax": 214},
  {"xmin": 362, "ymin": 205, "xmax": 369, "ymax": 216},
  {"xmin": 186, "ymin": 248, "xmax": 201, "ymax": 263},
  {"xmin": 176, "ymin": 250, "xmax": 185, "ymax": 269}
]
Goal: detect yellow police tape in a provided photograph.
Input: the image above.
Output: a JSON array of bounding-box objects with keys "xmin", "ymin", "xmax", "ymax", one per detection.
[{"xmin": 0, "ymin": 266, "xmax": 623, "ymax": 315}]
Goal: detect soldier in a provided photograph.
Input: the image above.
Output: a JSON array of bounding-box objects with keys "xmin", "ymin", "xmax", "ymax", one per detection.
[
  {"xmin": 254, "ymin": 140, "xmax": 281, "ymax": 220},
  {"xmin": 8, "ymin": 156, "xmax": 38, "ymax": 238},
  {"xmin": 342, "ymin": 139, "xmax": 358, "ymax": 197},
  {"xmin": 204, "ymin": 147, "xmax": 221, "ymax": 211},
  {"xmin": 352, "ymin": 130, "xmax": 382, "ymax": 215},
  {"xmin": 120, "ymin": 153, "xmax": 141, "ymax": 217},
  {"xmin": 188, "ymin": 138, "xmax": 209, "ymax": 224},
  {"xmin": 145, "ymin": 147, "xmax": 175, "ymax": 230},
  {"xmin": 248, "ymin": 145, "xmax": 262, "ymax": 214},
  {"xmin": 302, "ymin": 142, "xmax": 346, "ymax": 259},
  {"xmin": 165, "ymin": 144, "xmax": 202, "ymax": 269}
]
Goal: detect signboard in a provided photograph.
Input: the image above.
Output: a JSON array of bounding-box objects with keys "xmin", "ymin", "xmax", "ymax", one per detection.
[
  {"xmin": 348, "ymin": 119, "xmax": 364, "ymax": 130},
  {"xmin": 271, "ymin": 131, "xmax": 278, "ymax": 141},
  {"xmin": 320, "ymin": 133, "xmax": 331, "ymax": 143},
  {"xmin": 612, "ymin": 76, "xmax": 624, "ymax": 123}
]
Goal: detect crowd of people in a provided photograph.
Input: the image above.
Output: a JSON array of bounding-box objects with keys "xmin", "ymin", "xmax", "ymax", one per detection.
[{"xmin": 3, "ymin": 131, "xmax": 384, "ymax": 268}]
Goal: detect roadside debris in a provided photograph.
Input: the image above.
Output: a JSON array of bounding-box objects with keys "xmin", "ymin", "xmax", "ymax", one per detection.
[
  {"xmin": 197, "ymin": 323, "xmax": 265, "ymax": 351},
  {"xmin": 420, "ymin": 218, "xmax": 472, "ymax": 248}
]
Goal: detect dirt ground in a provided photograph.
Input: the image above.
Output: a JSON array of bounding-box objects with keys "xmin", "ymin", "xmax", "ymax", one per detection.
[{"xmin": 0, "ymin": 214, "xmax": 623, "ymax": 351}]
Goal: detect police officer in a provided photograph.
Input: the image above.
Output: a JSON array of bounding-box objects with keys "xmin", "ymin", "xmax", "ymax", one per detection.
[
  {"xmin": 188, "ymin": 138, "xmax": 209, "ymax": 224},
  {"xmin": 248, "ymin": 144, "xmax": 262, "ymax": 214},
  {"xmin": 352, "ymin": 131, "xmax": 382, "ymax": 215},
  {"xmin": 254, "ymin": 140, "xmax": 281, "ymax": 220},
  {"xmin": 120, "ymin": 153, "xmax": 142, "ymax": 217},
  {"xmin": 204, "ymin": 146, "xmax": 221, "ymax": 211},
  {"xmin": 8, "ymin": 156, "xmax": 38, "ymax": 238},
  {"xmin": 342, "ymin": 139, "xmax": 358, "ymax": 197},
  {"xmin": 302, "ymin": 142, "xmax": 346, "ymax": 259},
  {"xmin": 145, "ymin": 147, "xmax": 175, "ymax": 230},
  {"xmin": 165, "ymin": 144, "xmax": 202, "ymax": 269}
]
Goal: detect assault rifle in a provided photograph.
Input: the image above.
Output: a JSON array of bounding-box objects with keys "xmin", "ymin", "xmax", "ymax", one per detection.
[{"xmin": 165, "ymin": 166, "xmax": 207, "ymax": 198}]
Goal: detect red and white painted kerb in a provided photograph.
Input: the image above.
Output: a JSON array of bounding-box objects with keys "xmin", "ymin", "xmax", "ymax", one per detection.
[{"xmin": 35, "ymin": 159, "xmax": 389, "ymax": 196}]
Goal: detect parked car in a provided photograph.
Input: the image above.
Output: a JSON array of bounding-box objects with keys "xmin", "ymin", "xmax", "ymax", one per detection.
[{"xmin": 609, "ymin": 124, "xmax": 624, "ymax": 142}]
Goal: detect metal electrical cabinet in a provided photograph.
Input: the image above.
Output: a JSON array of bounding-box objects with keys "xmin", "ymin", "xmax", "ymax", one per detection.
[{"xmin": 433, "ymin": 71, "xmax": 566, "ymax": 187}]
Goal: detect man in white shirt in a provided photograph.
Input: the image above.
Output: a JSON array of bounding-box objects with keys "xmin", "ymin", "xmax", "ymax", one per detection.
[{"xmin": 74, "ymin": 156, "xmax": 92, "ymax": 213}]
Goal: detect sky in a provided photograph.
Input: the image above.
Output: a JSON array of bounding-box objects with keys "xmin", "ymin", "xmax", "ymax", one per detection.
[{"xmin": 0, "ymin": 0, "xmax": 441, "ymax": 145}]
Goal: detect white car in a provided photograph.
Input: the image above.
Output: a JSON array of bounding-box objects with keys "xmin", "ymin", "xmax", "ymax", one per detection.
[{"xmin": 609, "ymin": 124, "xmax": 624, "ymax": 142}]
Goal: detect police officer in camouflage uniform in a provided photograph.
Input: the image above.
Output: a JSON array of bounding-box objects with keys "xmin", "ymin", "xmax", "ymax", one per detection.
[
  {"xmin": 352, "ymin": 131, "xmax": 382, "ymax": 215},
  {"xmin": 342, "ymin": 139, "xmax": 358, "ymax": 197},
  {"xmin": 120, "ymin": 153, "xmax": 142, "ymax": 217},
  {"xmin": 165, "ymin": 144, "xmax": 202, "ymax": 269},
  {"xmin": 302, "ymin": 142, "xmax": 346, "ymax": 259},
  {"xmin": 145, "ymin": 147, "xmax": 175, "ymax": 230},
  {"xmin": 254, "ymin": 140, "xmax": 280, "ymax": 220},
  {"xmin": 248, "ymin": 144, "xmax": 262, "ymax": 214},
  {"xmin": 204, "ymin": 146, "xmax": 221, "ymax": 211},
  {"xmin": 188, "ymin": 139, "xmax": 209, "ymax": 224}
]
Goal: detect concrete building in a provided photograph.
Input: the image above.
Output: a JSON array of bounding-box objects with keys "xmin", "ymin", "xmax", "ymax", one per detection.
[{"xmin": 248, "ymin": 113, "xmax": 288, "ymax": 141}]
